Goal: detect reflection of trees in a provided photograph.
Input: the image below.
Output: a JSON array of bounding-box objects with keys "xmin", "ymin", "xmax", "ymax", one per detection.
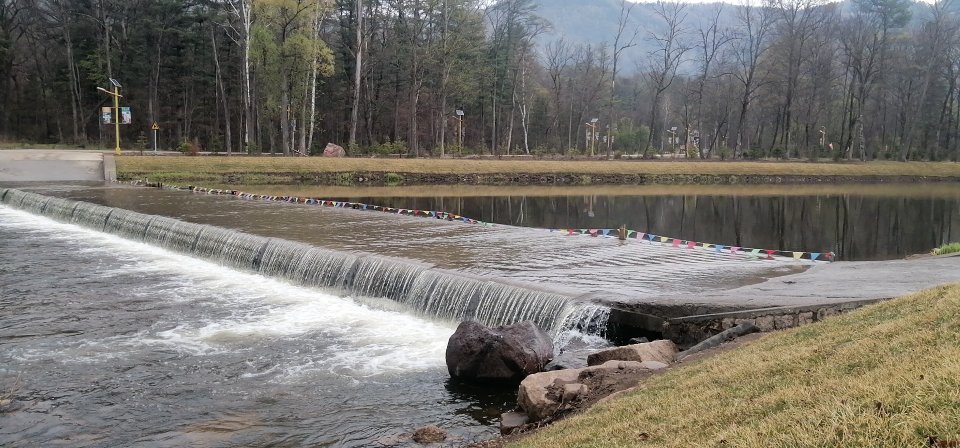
[{"xmin": 359, "ymin": 193, "xmax": 960, "ymax": 261}]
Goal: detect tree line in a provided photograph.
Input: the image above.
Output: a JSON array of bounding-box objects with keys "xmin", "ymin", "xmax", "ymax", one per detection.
[{"xmin": 0, "ymin": 0, "xmax": 958, "ymax": 161}]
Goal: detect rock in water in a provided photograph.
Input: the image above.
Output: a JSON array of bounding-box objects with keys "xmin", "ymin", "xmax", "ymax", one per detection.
[
  {"xmin": 412, "ymin": 425, "xmax": 447, "ymax": 444},
  {"xmin": 322, "ymin": 143, "xmax": 345, "ymax": 157},
  {"xmin": 446, "ymin": 321, "xmax": 554, "ymax": 383}
]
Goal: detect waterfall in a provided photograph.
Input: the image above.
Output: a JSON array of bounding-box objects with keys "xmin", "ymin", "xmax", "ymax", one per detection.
[{"xmin": 1, "ymin": 189, "xmax": 609, "ymax": 336}]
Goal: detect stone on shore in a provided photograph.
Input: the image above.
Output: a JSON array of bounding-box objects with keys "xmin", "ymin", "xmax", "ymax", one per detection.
[
  {"xmin": 445, "ymin": 320, "xmax": 554, "ymax": 383},
  {"xmin": 322, "ymin": 143, "xmax": 345, "ymax": 157},
  {"xmin": 586, "ymin": 340, "xmax": 678, "ymax": 366},
  {"xmin": 517, "ymin": 360, "xmax": 650, "ymax": 421},
  {"xmin": 500, "ymin": 411, "xmax": 529, "ymax": 435}
]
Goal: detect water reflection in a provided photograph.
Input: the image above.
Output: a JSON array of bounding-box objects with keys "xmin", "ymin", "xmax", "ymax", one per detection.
[{"xmin": 231, "ymin": 184, "xmax": 960, "ymax": 261}]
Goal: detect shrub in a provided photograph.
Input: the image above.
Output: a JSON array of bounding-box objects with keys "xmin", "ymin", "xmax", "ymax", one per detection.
[
  {"xmin": 933, "ymin": 242, "xmax": 960, "ymax": 255},
  {"xmin": 384, "ymin": 172, "xmax": 403, "ymax": 185},
  {"xmin": 334, "ymin": 172, "xmax": 354, "ymax": 186}
]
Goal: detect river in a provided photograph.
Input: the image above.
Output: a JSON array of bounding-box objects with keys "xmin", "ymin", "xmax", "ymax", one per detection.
[{"xmin": 1, "ymin": 181, "xmax": 958, "ymax": 447}]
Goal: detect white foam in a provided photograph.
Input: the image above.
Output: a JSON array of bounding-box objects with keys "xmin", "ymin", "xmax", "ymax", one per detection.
[{"xmin": 0, "ymin": 205, "xmax": 455, "ymax": 377}]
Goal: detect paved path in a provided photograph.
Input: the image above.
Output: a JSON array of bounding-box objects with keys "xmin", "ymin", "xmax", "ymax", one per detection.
[
  {"xmin": 0, "ymin": 150, "xmax": 114, "ymax": 182},
  {"xmin": 629, "ymin": 253, "xmax": 960, "ymax": 311}
]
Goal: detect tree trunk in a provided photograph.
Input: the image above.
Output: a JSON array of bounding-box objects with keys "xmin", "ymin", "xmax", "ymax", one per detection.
[
  {"xmin": 281, "ymin": 70, "xmax": 290, "ymax": 156},
  {"xmin": 349, "ymin": 0, "xmax": 363, "ymax": 149},
  {"xmin": 211, "ymin": 30, "xmax": 232, "ymax": 155}
]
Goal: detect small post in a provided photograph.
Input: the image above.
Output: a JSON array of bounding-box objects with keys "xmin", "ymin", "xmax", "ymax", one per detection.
[
  {"xmin": 618, "ymin": 224, "xmax": 627, "ymax": 241},
  {"xmin": 152, "ymin": 122, "xmax": 160, "ymax": 153},
  {"xmin": 112, "ymin": 84, "xmax": 121, "ymax": 155}
]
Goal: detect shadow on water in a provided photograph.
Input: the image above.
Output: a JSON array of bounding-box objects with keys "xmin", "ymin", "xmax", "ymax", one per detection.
[{"xmin": 444, "ymin": 379, "xmax": 518, "ymax": 426}]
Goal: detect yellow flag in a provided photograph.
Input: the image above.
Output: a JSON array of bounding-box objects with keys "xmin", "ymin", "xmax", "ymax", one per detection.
[{"xmin": 793, "ymin": 252, "xmax": 803, "ymax": 260}]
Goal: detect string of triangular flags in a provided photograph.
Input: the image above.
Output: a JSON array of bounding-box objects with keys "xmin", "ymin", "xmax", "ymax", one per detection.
[
  {"xmin": 154, "ymin": 183, "xmax": 494, "ymax": 226},
  {"xmin": 127, "ymin": 180, "xmax": 833, "ymax": 262},
  {"xmin": 548, "ymin": 228, "xmax": 833, "ymax": 262}
]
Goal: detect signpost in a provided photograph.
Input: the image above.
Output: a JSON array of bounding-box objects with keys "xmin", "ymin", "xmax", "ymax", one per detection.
[
  {"xmin": 455, "ymin": 110, "xmax": 464, "ymax": 151},
  {"xmin": 151, "ymin": 122, "xmax": 160, "ymax": 153},
  {"xmin": 97, "ymin": 79, "xmax": 124, "ymax": 155}
]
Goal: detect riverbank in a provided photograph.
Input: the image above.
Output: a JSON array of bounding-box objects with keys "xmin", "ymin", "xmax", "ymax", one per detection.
[
  {"xmin": 494, "ymin": 283, "xmax": 960, "ymax": 448},
  {"xmin": 116, "ymin": 157, "xmax": 960, "ymax": 186}
]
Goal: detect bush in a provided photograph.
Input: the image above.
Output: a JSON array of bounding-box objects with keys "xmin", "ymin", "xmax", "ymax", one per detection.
[
  {"xmin": 718, "ymin": 146, "xmax": 732, "ymax": 160},
  {"xmin": 613, "ymin": 122, "xmax": 650, "ymax": 155},
  {"xmin": 177, "ymin": 141, "xmax": 200, "ymax": 156},
  {"xmin": 334, "ymin": 172, "xmax": 355, "ymax": 186},
  {"xmin": 384, "ymin": 172, "xmax": 403, "ymax": 185},
  {"xmin": 933, "ymin": 242, "xmax": 960, "ymax": 255},
  {"xmin": 369, "ymin": 138, "xmax": 408, "ymax": 157}
]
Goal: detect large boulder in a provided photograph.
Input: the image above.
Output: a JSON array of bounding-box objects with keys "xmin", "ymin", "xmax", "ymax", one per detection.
[
  {"xmin": 323, "ymin": 143, "xmax": 345, "ymax": 157},
  {"xmin": 586, "ymin": 339, "xmax": 678, "ymax": 366},
  {"xmin": 446, "ymin": 321, "xmax": 554, "ymax": 383}
]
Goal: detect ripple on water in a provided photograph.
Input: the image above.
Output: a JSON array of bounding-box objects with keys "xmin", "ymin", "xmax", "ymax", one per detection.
[{"xmin": 0, "ymin": 205, "xmax": 504, "ymax": 447}]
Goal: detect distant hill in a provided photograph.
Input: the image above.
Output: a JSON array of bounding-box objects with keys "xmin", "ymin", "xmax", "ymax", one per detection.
[
  {"xmin": 533, "ymin": 0, "xmax": 739, "ymax": 74},
  {"xmin": 532, "ymin": 0, "xmax": 932, "ymax": 75}
]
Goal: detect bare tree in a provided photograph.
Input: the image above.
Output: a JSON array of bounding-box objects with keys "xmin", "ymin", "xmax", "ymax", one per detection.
[
  {"xmin": 692, "ymin": 4, "xmax": 733, "ymax": 158},
  {"xmin": 731, "ymin": 1, "xmax": 773, "ymax": 158},
  {"xmin": 839, "ymin": 0, "xmax": 911, "ymax": 160},
  {"xmin": 226, "ymin": 0, "xmax": 253, "ymax": 152},
  {"xmin": 607, "ymin": 0, "xmax": 640, "ymax": 156},
  {"xmin": 643, "ymin": 0, "xmax": 691, "ymax": 157},
  {"xmin": 766, "ymin": 0, "xmax": 830, "ymax": 158},
  {"xmin": 544, "ymin": 38, "xmax": 573, "ymax": 149},
  {"xmin": 900, "ymin": 0, "xmax": 957, "ymax": 160}
]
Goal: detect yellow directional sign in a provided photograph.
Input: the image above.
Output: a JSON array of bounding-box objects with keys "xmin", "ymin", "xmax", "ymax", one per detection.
[{"xmin": 151, "ymin": 122, "xmax": 160, "ymax": 130}]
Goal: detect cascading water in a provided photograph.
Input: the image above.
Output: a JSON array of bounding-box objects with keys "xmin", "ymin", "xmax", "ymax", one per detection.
[{"xmin": 0, "ymin": 189, "xmax": 609, "ymax": 336}]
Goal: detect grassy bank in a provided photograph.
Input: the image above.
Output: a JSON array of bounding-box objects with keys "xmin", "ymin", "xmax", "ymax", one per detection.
[
  {"xmin": 511, "ymin": 284, "xmax": 960, "ymax": 448},
  {"xmin": 195, "ymin": 183, "xmax": 960, "ymax": 199},
  {"xmin": 116, "ymin": 157, "xmax": 960, "ymax": 185}
]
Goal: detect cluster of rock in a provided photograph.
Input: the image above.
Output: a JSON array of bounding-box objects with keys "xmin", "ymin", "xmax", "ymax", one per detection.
[
  {"xmin": 444, "ymin": 320, "xmax": 680, "ymax": 438},
  {"xmin": 513, "ymin": 339, "xmax": 676, "ymax": 426}
]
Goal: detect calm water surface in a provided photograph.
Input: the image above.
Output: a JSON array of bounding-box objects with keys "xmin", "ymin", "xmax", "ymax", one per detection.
[{"xmin": 244, "ymin": 183, "xmax": 960, "ymax": 261}]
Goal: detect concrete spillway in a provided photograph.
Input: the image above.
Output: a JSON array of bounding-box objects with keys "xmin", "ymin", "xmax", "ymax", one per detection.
[{"xmin": 0, "ymin": 150, "xmax": 115, "ymax": 182}]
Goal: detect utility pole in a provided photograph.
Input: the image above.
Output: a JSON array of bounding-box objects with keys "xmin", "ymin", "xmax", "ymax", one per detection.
[
  {"xmin": 586, "ymin": 118, "xmax": 599, "ymax": 157},
  {"xmin": 97, "ymin": 78, "xmax": 123, "ymax": 155},
  {"xmin": 456, "ymin": 109, "xmax": 464, "ymax": 153}
]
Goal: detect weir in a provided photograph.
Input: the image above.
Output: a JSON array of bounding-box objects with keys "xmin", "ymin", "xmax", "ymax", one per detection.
[{"xmin": 0, "ymin": 188, "xmax": 608, "ymax": 336}]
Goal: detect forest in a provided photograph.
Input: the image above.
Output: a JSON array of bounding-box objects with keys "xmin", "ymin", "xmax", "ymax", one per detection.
[{"xmin": 0, "ymin": 0, "xmax": 959, "ymax": 161}]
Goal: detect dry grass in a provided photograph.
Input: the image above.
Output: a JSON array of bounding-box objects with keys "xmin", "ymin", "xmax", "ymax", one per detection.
[
  {"xmin": 198, "ymin": 183, "xmax": 960, "ymax": 199},
  {"xmin": 117, "ymin": 156, "xmax": 960, "ymax": 178},
  {"xmin": 511, "ymin": 284, "xmax": 960, "ymax": 448}
]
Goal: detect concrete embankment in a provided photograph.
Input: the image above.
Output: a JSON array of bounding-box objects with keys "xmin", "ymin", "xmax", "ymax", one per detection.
[
  {"xmin": 0, "ymin": 150, "xmax": 115, "ymax": 182},
  {"xmin": 601, "ymin": 254, "xmax": 960, "ymax": 345}
]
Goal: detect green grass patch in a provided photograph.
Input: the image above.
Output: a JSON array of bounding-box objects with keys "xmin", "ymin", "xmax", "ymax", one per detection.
[
  {"xmin": 384, "ymin": 172, "xmax": 404, "ymax": 186},
  {"xmin": 510, "ymin": 284, "xmax": 960, "ymax": 448},
  {"xmin": 933, "ymin": 243, "xmax": 960, "ymax": 255}
]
